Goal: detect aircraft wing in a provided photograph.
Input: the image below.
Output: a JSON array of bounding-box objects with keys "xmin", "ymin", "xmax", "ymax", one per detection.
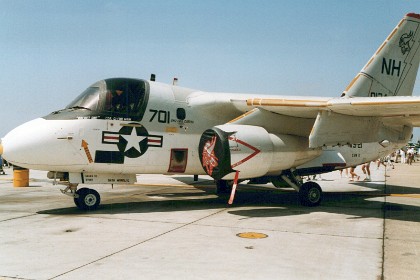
[
  {"xmin": 233, "ymin": 96, "xmax": 420, "ymax": 125},
  {"xmin": 231, "ymin": 95, "xmax": 420, "ymax": 147},
  {"xmin": 328, "ymin": 96, "xmax": 420, "ymax": 120},
  {"xmin": 232, "ymin": 96, "xmax": 331, "ymax": 119}
]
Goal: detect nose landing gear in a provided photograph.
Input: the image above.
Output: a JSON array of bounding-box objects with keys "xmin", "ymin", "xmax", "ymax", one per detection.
[
  {"xmin": 74, "ymin": 188, "xmax": 101, "ymax": 210},
  {"xmin": 60, "ymin": 183, "xmax": 101, "ymax": 211}
]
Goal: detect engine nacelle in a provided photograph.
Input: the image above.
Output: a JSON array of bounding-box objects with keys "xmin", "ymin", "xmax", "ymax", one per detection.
[{"xmin": 199, "ymin": 124, "xmax": 319, "ymax": 180}]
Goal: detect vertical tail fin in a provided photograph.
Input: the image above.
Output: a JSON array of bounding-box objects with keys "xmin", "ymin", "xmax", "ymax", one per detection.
[{"xmin": 342, "ymin": 13, "xmax": 420, "ymax": 98}]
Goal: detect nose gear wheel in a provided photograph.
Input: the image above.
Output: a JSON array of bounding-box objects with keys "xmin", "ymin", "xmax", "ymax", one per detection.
[{"xmin": 74, "ymin": 188, "xmax": 101, "ymax": 211}]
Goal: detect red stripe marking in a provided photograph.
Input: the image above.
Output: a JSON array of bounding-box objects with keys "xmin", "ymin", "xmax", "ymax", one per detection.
[
  {"xmin": 229, "ymin": 137, "xmax": 260, "ymax": 168},
  {"xmin": 407, "ymin": 13, "xmax": 420, "ymax": 19},
  {"xmin": 228, "ymin": 171, "xmax": 240, "ymax": 205}
]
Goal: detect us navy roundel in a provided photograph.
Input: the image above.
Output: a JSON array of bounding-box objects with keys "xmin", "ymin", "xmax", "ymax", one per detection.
[
  {"xmin": 95, "ymin": 124, "xmax": 163, "ymax": 164},
  {"xmin": 118, "ymin": 126, "xmax": 149, "ymax": 158}
]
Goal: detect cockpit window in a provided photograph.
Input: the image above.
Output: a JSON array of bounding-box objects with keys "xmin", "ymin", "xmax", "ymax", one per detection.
[
  {"xmin": 62, "ymin": 78, "xmax": 149, "ymax": 121},
  {"xmin": 103, "ymin": 78, "xmax": 148, "ymax": 120},
  {"xmin": 66, "ymin": 87, "xmax": 100, "ymax": 111}
]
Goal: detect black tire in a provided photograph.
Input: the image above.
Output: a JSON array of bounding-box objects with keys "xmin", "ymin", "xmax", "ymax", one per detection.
[
  {"xmin": 73, "ymin": 196, "xmax": 80, "ymax": 208},
  {"xmin": 75, "ymin": 188, "xmax": 101, "ymax": 211},
  {"xmin": 299, "ymin": 182, "xmax": 322, "ymax": 207},
  {"xmin": 216, "ymin": 180, "xmax": 232, "ymax": 194}
]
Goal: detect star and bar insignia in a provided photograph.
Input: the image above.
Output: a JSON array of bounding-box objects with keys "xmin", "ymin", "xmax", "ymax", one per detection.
[{"xmin": 95, "ymin": 125, "xmax": 163, "ymax": 164}]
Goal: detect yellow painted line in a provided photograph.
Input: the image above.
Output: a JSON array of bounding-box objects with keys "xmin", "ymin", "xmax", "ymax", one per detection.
[
  {"xmin": 237, "ymin": 232, "xmax": 268, "ymax": 239},
  {"xmin": 165, "ymin": 127, "xmax": 178, "ymax": 133},
  {"xmin": 247, "ymin": 98, "xmax": 261, "ymax": 106},
  {"xmin": 350, "ymin": 100, "xmax": 420, "ymax": 106},
  {"xmin": 386, "ymin": 28, "xmax": 398, "ymax": 41},
  {"xmin": 120, "ymin": 123, "xmax": 142, "ymax": 127},
  {"xmin": 375, "ymin": 42, "xmax": 387, "ymax": 55},
  {"xmin": 397, "ymin": 18, "xmax": 405, "ymax": 28},
  {"xmin": 344, "ymin": 73, "xmax": 361, "ymax": 92},
  {"xmin": 247, "ymin": 98, "xmax": 328, "ymax": 108},
  {"xmin": 228, "ymin": 108, "xmax": 258, "ymax": 123},
  {"xmin": 389, "ymin": 194, "xmax": 420, "ymax": 199},
  {"xmin": 363, "ymin": 57, "xmax": 375, "ymax": 70}
]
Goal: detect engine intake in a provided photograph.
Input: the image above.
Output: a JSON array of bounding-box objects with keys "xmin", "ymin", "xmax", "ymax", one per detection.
[{"xmin": 199, "ymin": 124, "xmax": 315, "ymax": 180}]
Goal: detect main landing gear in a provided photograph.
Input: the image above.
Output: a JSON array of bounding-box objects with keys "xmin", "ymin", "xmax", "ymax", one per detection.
[
  {"xmin": 279, "ymin": 170, "xmax": 323, "ymax": 207},
  {"xmin": 216, "ymin": 180, "xmax": 233, "ymax": 194},
  {"xmin": 215, "ymin": 169, "xmax": 323, "ymax": 207},
  {"xmin": 60, "ymin": 183, "xmax": 101, "ymax": 211}
]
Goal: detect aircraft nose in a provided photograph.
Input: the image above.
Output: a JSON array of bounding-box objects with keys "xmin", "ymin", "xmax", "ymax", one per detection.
[
  {"xmin": 2, "ymin": 118, "xmax": 46, "ymax": 167},
  {"xmin": 2, "ymin": 118, "xmax": 87, "ymax": 170}
]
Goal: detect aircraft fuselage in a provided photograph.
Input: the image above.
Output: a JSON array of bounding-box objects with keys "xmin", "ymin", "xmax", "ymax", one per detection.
[{"xmin": 2, "ymin": 78, "xmax": 406, "ymax": 183}]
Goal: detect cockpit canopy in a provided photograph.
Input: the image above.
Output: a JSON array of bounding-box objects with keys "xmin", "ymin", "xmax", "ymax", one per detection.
[{"xmin": 52, "ymin": 78, "xmax": 149, "ymax": 121}]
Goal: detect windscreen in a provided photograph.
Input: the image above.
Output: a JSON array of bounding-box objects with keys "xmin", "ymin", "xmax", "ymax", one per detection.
[
  {"xmin": 66, "ymin": 86, "xmax": 101, "ymax": 111},
  {"xmin": 62, "ymin": 78, "xmax": 149, "ymax": 121}
]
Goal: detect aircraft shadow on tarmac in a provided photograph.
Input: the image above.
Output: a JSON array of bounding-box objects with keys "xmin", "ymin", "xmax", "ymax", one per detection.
[{"xmin": 37, "ymin": 180, "xmax": 420, "ymax": 223}]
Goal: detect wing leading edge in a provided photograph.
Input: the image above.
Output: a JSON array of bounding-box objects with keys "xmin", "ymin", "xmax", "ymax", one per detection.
[
  {"xmin": 231, "ymin": 95, "xmax": 420, "ymax": 148},
  {"xmin": 242, "ymin": 96, "xmax": 420, "ymax": 121}
]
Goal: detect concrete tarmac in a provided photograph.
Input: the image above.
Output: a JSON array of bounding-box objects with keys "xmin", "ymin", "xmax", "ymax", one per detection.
[{"xmin": 0, "ymin": 162, "xmax": 419, "ymax": 279}]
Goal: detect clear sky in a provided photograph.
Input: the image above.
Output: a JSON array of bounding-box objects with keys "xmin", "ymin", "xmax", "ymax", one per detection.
[{"xmin": 1, "ymin": 0, "xmax": 419, "ymax": 140}]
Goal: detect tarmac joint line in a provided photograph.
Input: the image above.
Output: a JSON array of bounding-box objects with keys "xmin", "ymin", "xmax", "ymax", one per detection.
[{"xmin": 48, "ymin": 207, "xmax": 229, "ymax": 280}]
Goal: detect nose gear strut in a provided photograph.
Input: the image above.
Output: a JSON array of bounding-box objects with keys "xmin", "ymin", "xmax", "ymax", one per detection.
[{"xmin": 52, "ymin": 173, "xmax": 101, "ymax": 211}]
